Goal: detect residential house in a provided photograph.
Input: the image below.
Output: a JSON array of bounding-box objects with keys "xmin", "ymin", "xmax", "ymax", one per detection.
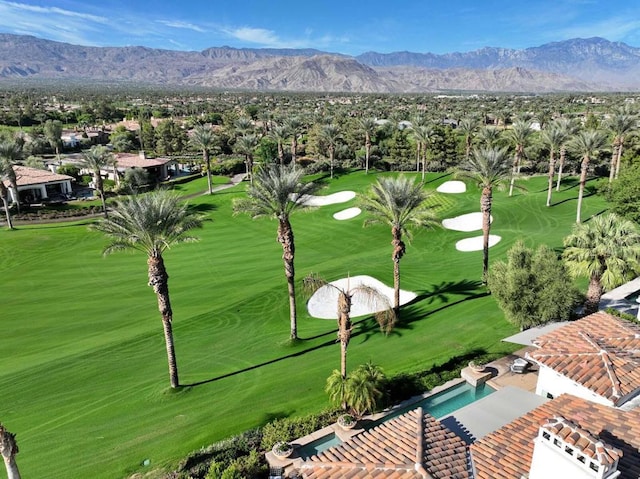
[
  {"xmin": 3, "ymin": 165, "xmax": 74, "ymax": 204},
  {"xmin": 107, "ymin": 152, "xmax": 177, "ymax": 182}
]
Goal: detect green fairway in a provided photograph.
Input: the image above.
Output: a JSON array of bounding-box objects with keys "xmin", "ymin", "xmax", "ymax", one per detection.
[{"xmin": 0, "ymin": 171, "xmax": 609, "ymax": 478}]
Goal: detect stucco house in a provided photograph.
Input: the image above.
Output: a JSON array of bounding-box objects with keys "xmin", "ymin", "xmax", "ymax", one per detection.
[
  {"xmin": 106, "ymin": 152, "xmax": 177, "ymax": 182},
  {"xmin": 3, "ymin": 165, "xmax": 74, "ymax": 204}
]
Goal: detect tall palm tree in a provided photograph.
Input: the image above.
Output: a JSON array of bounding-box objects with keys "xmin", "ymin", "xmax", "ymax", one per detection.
[
  {"xmin": 269, "ymin": 124, "xmax": 291, "ymax": 165},
  {"xmin": 539, "ymin": 124, "xmax": 566, "ymax": 207},
  {"xmin": 81, "ymin": 145, "xmax": 115, "ymax": 218},
  {"xmin": 605, "ymin": 111, "xmax": 637, "ymax": 182},
  {"xmin": 91, "ymin": 191, "xmax": 204, "ymax": 388},
  {"xmin": 44, "ymin": 119, "xmax": 63, "ymax": 162},
  {"xmin": 457, "ymin": 117, "xmax": 479, "ymax": 160},
  {"xmin": 0, "ymin": 140, "xmax": 22, "ymax": 213},
  {"xmin": 555, "ymin": 118, "xmax": 578, "ymax": 191},
  {"xmin": 320, "ymin": 124, "xmax": 341, "ymax": 179},
  {"xmin": 410, "ymin": 124, "xmax": 436, "ymax": 181},
  {"xmin": 233, "ymin": 117, "xmax": 254, "ymax": 136},
  {"xmin": 0, "ymin": 423, "xmax": 20, "ymax": 479},
  {"xmin": 0, "ymin": 182, "xmax": 13, "ymax": 229},
  {"xmin": 568, "ymin": 129, "xmax": 607, "ymax": 223},
  {"xmin": 357, "ymin": 117, "xmax": 377, "ymax": 174},
  {"xmin": 233, "ymin": 164, "xmax": 319, "ymax": 340},
  {"xmin": 303, "ymin": 274, "xmax": 395, "ymax": 380},
  {"xmin": 235, "ymin": 134, "xmax": 258, "ymax": 183},
  {"xmin": 361, "ymin": 176, "xmax": 436, "ymax": 314},
  {"xmin": 457, "ymin": 147, "xmax": 512, "ymax": 282},
  {"xmin": 283, "ymin": 116, "xmax": 304, "ymax": 165},
  {"xmin": 563, "ymin": 213, "xmax": 640, "ymax": 315},
  {"xmin": 506, "ymin": 120, "xmax": 533, "ymax": 196},
  {"xmin": 477, "ymin": 126, "xmax": 501, "ymax": 148},
  {"xmin": 190, "ymin": 125, "xmax": 217, "ymax": 194}
]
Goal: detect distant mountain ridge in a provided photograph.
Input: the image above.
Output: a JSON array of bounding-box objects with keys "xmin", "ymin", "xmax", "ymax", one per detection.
[{"xmin": 0, "ymin": 33, "xmax": 638, "ymax": 92}]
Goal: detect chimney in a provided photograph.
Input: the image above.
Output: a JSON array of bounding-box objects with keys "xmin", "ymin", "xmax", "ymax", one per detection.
[
  {"xmin": 139, "ymin": 150, "xmax": 146, "ymax": 160},
  {"xmin": 529, "ymin": 417, "xmax": 621, "ymax": 479}
]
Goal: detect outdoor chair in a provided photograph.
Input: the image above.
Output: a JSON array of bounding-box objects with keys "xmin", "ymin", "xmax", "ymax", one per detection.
[{"xmin": 510, "ymin": 358, "xmax": 530, "ymax": 374}]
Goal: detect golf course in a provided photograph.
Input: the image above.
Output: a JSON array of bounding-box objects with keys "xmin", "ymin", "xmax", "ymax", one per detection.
[{"xmin": 1, "ymin": 170, "xmax": 607, "ymax": 478}]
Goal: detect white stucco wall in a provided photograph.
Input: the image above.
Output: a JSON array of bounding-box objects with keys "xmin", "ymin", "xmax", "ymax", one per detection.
[{"xmin": 535, "ymin": 365, "xmax": 614, "ymax": 407}]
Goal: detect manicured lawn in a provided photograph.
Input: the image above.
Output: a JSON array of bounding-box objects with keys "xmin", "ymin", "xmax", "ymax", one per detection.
[{"xmin": 0, "ymin": 170, "xmax": 608, "ymax": 478}]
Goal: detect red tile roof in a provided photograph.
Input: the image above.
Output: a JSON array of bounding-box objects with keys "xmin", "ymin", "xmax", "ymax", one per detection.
[
  {"xmin": 527, "ymin": 312, "xmax": 640, "ymax": 405},
  {"xmin": 471, "ymin": 394, "xmax": 640, "ymax": 479},
  {"xmin": 4, "ymin": 165, "xmax": 73, "ymax": 187},
  {"xmin": 113, "ymin": 153, "xmax": 172, "ymax": 169},
  {"xmin": 299, "ymin": 407, "xmax": 470, "ymax": 479}
]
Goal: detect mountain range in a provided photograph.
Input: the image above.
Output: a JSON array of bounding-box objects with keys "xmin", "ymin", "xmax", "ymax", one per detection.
[{"xmin": 1, "ymin": 33, "xmax": 639, "ymax": 93}]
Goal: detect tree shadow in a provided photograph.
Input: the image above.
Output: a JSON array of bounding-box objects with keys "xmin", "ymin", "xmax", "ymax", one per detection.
[
  {"xmin": 424, "ymin": 173, "xmax": 451, "ymax": 185},
  {"xmin": 187, "ymin": 202, "xmax": 217, "ymax": 213},
  {"xmin": 551, "ymin": 190, "xmax": 596, "ymax": 207}
]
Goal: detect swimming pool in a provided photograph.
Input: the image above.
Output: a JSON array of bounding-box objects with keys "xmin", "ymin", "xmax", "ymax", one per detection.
[{"xmin": 297, "ymin": 381, "xmax": 495, "ymax": 458}]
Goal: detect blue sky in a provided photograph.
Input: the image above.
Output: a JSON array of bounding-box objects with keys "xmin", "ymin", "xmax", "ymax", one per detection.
[{"xmin": 1, "ymin": 0, "xmax": 640, "ymax": 55}]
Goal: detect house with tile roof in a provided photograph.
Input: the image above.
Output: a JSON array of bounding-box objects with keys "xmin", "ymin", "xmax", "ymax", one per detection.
[
  {"xmin": 2, "ymin": 165, "xmax": 74, "ymax": 204},
  {"xmin": 525, "ymin": 312, "xmax": 640, "ymax": 409},
  {"xmin": 106, "ymin": 152, "xmax": 176, "ymax": 182}
]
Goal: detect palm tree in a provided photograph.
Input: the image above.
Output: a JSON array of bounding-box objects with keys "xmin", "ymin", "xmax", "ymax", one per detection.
[
  {"xmin": 605, "ymin": 111, "xmax": 637, "ymax": 182},
  {"xmin": 233, "ymin": 164, "xmax": 319, "ymax": 340},
  {"xmin": 320, "ymin": 124, "xmax": 342, "ymax": 179},
  {"xmin": 91, "ymin": 191, "xmax": 204, "ymax": 388},
  {"xmin": 81, "ymin": 145, "xmax": 115, "ymax": 218},
  {"xmin": 235, "ymin": 134, "xmax": 258, "ymax": 183},
  {"xmin": 357, "ymin": 117, "xmax": 377, "ymax": 174},
  {"xmin": 233, "ymin": 117, "xmax": 254, "ymax": 136},
  {"xmin": 410, "ymin": 124, "xmax": 435, "ymax": 181},
  {"xmin": 303, "ymin": 273, "xmax": 395, "ymax": 379},
  {"xmin": 568, "ymin": 130, "xmax": 607, "ymax": 223},
  {"xmin": 326, "ymin": 362, "xmax": 386, "ymax": 415},
  {"xmin": 563, "ymin": 213, "xmax": 640, "ymax": 315},
  {"xmin": 539, "ymin": 124, "xmax": 566, "ymax": 207},
  {"xmin": 0, "ymin": 182, "xmax": 13, "ymax": 229},
  {"xmin": 457, "ymin": 147, "xmax": 512, "ymax": 282},
  {"xmin": 0, "ymin": 423, "xmax": 21, "ymax": 479},
  {"xmin": 555, "ymin": 118, "xmax": 578, "ymax": 191},
  {"xmin": 44, "ymin": 119, "xmax": 63, "ymax": 161},
  {"xmin": 476, "ymin": 126, "xmax": 501, "ymax": 148},
  {"xmin": 361, "ymin": 176, "xmax": 436, "ymax": 314},
  {"xmin": 283, "ymin": 116, "xmax": 304, "ymax": 165},
  {"xmin": 269, "ymin": 124, "xmax": 290, "ymax": 165},
  {"xmin": 0, "ymin": 140, "xmax": 22, "ymax": 214},
  {"xmin": 190, "ymin": 125, "xmax": 217, "ymax": 195},
  {"xmin": 506, "ymin": 120, "xmax": 533, "ymax": 196},
  {"xmin": 457, "ymin": 117, "xmax": 479, "ymax": 160}
]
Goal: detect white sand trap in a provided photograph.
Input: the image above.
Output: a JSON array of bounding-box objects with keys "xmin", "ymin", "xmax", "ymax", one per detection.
[
  {"xmin": 307, "ymin": 275, "xmax": 417, "ymax": 319},
  {"xmin": 437, "ymin": 180, "xmax": 466, "ymax": 193},
  {"xmin": 296, "ymin": 191, "xmax": 356, "ymax": 206},
  {"xmin": 456, "ymin": 235, "xmax": 502, "ymax": 252},
  {"xmin": 442, "ymin": 212, "xmax": 492, "ymax": 232},
  {"xmin": 333, "ymin": 207, "xmax": 361, "ymax": 220}
]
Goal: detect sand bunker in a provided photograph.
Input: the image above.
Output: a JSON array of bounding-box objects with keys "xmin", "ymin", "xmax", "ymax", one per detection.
[
  {"xmin": 455, "ymin": 235, "xmax": 502, "ymax": 252},
  {"xmin": 296, "ymin": 191, "xmax": 356, "ymax": 206},
  {"xmin": 333, "ymin": 207, "xmax": 361, "ymax": 220},
  {"xmin": 307, "ymin": 275, "xmax": 417, "ymax": 319},
  {"xmin": 437, "ymin": 181, "xmax": 466, "ymax": 193},
  {"xmin": 442, "ymin": 212, "xmax": 492, "ymax": 232}
]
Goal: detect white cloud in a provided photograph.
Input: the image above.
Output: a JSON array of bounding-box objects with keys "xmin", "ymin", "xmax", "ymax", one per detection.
[
  {"xmin": 0, "ymin": 1, "xmax": 107, "ymax": 23},
  {"xmin": 157, "ymin": 20, "xmax": 206, "ymax": 33},
  {"xmin": 223, "ymin": 26, "xmax": 284, "ymax": 47}
]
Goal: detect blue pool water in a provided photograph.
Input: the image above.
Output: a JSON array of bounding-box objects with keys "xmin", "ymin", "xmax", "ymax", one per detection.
[{"xmin": 298, "ymin": 382, "xmax": 495, "ymax": 458}]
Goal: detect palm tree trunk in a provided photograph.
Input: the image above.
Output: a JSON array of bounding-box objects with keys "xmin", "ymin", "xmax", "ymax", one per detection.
[
  {"xmin": 329, "ymin": 147, "xmax": 335, "ymax": 179},
  {"xmin": 337, "ymin": 292, "xmax": 351, "ymax": 380},
  {"xmin": 609, "ymin": 145, "xmax": 618, "ymax": 183},
  {"xmin": 278, "ymin": 141, "xmax": 284, "ymax": 165},
  {"xmin": 421, "ymin": 144, "xmax": 427, "ymax": 181},
  {"xmin": 546, "ymin": 150, "xmax": 556, "ymax": 207},
  {"xmin": 481, "ymin": 187, "xmax": 492, "ymax": 283},
  {"xmin": 1, "ymin": 425, "xmax": 21, "ymax": 479},
  {"xmin": 291, "ymin": 137, "xmax": 297, "ymax": 165},
  {"xmin": 584, "ymin": 274, "xmax": 603, "ymax": 315},
  {"xmin": 508, "ymin": 152, "xmax": 519, "ymax": 196},
  {"xmin": 576, "ymin": 156, "xmax": 589, "ymax": 224},
  {"xmin": 204, "ymin": 150, "xmax": 213, "ymax": 195},
  {"xmin": 9, "ymin": 179, "xmax": 20, "ymax": 214},
  {"xmin": 0, "ymin": 185, "xmax": 13, "ymax": 229},
  {"xmin": 278, "ymin": 219, "xmax": 298, "ymax": 340},
  {"xmin": 96, "ymin": 175, "xmax": 108, "ymax": 219},
  {"xmin": 614, "ymin": 141, "xmax": 624, "ymax": 179},
  {"xmin": 365, "ymin": 134, "xmax": 371, "ymax": 174},
  {"xmin": 556, "ymin": 147, "xmax": 566, "ymax": 191},
  {"xmin": 391, "ymin": 226, "xmax": 405, "ymax": 314},
  {"xmin": 148, "ymin": 255, "xmax": 179, "ymax": 388}
]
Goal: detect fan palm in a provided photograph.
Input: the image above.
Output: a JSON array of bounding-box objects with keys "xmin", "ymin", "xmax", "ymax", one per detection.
[
  {"xmin": 235, "ymin": 134, "xmax": 258, "ymax": 183},
  {"xmin": 190, "ymin": 125, "xmax": 217, "ymax": 194},
  {"xmin": 410, "ymin": 124, "xmax": 436, "ymax": 180},
  {"xmin": 605, "ymin": 111, "xmax": 637, "ymax": 182},
  {"xmin": 91, "ymin": 191, "xmax": 204, "ymax": 388},
  {"xmin": 568, "ymin": 129, "xmax": 608, "ymax": 223},
  {"xmin": 361, "ymin": 176, "xmax": 436, "ymax": 314},
  {"xmin": 554, "ymin": 118, "xmax": 579, "ymax": 191},
  {"xmin": 283, "ymin": 116, "xmax": 304, "ymax": 165},
  {"xmin": 234, "ymin": 164, "xmax": 319, "ymax": 340},
  {"xmin": 506, "ymin": 120, "xmax": 533, "ymax": 196},
  {"xmin": 357, "ymin": 117, "xmax": 377, "ymax": 174},
  {"xmin": 539, "ymin": 124, "xmax": 566, "ymax": 207},
  {"xmin": 457, "ymin": 117, "xmax": 479, "ymax": 160},
  {"xmin": 81, "ymin": 145, "xmax": 115, "ymax": 218},
  {"xmin": 457, "ymin": 147, "xmax": 512, "ymax": 282},
  {"xmin": 269, "ymin": 124, "xmax": 291, "ymax": 165},
  {"xmin": 563, "ymin": 213, "xmax": 640, "ymax": 315},
  {"xmin": 320, "ymin": 124, "xmax": 342, "ymax": 179},
  {"xmin": 0, "ymin": 140, "xmax": 22, "ymax": 214}
]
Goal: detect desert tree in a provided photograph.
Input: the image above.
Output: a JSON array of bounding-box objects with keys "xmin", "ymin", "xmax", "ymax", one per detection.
[
  {"xmin": 91, "ymin": 191, "xmax": 204, "ymax": 388},
  {"xmin": 361, "ymin": 175, "xmax": 436, "ymax": 314},
  {"xmin": 563, "ymin": 213, "xmax": 640, "ymax": 315},
  {"xmin": 81, "ymin": 145, "xmax": 115, "ymax": 218},
  {"xmin": 233, "ymin": 164, "xmax": 319, "ymax": 340}
]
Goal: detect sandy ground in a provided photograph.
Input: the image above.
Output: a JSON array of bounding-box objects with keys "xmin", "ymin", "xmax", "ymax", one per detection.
[
  {"xmin": 296, "ymin": 191, "xmax": 356, "ymax": 206},
  {"xmin": 333, "ymin": 207, "xmax": 362, "ymax": 220},
  {"xmin": 442, "ymin": 212, "xmax": 492, "ymax": 232},
  {"xmin": 437, "ymin": 181, "xmax": 466, "ymax": 193},
  {"xmin": 307, "ymin": 275, "xmax": 417, "ymax": 319},
  {"xmin": 455, "ymin": 235, "xmax": 502, "ymax": 252}
]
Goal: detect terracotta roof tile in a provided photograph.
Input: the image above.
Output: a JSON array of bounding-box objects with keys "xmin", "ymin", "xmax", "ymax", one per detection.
[
  {"xmin": 113, "ymin": 153, "xmax": 172, "ymax": 169},
  {"xmin": 471, "ymin": 394, "xmax": 640, "ymax": 479},
  {"xmin": 527, "ymin": 312, "xmax": 640, "ymax": 405},
  {"xmin": 4, "ymin": 165, "xmax": 73, "ymax": 187}
]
